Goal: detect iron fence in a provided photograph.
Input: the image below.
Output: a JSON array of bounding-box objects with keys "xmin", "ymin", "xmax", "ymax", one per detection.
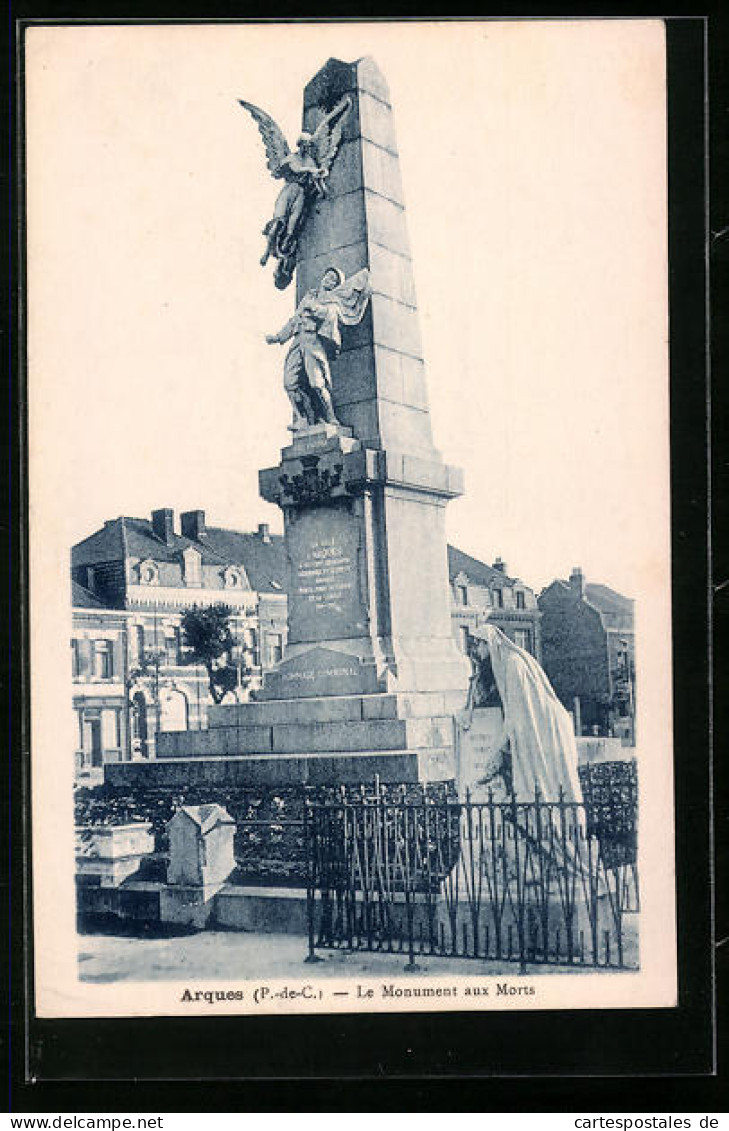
[{"xmin": 304, "ymin": 784, "xmax": 639, "ymax": 973}]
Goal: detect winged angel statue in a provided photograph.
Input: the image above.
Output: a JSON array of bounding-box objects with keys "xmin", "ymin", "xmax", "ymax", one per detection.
[{"xmin": 238, "ymin": 95, "xmax": 352, "ymax": 290}]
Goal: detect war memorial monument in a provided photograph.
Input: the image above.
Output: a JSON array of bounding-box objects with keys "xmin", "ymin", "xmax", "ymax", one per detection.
[
  {"xmin": 109, "ymin": 55, "xmax": 473, "ymax": 790},
  {"xmin": 74, "ymin": 50, "xmax": 638, "ymax": 979}
]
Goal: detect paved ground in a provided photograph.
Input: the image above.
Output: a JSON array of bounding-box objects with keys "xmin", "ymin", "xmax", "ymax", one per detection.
[{"xmin": 78, "ymin": 926, "xmax": 635, "ymax": 983}]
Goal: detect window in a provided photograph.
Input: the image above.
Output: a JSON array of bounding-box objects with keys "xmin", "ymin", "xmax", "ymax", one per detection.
[
  {"xmin": 160, "ymin": 689, "xmax": 189, "ymax": 732},
  {"xmin": 95, "ymin": 639, "xmax": 114, "ymax": 679},
  {"xmin": 223, "ymin": 567, "xmax": 241, "ymax": 588},
  {"xmin": 135, "ymin": 625, "xmax": 145, "ymax": 662},
  {"xmin": 516, "ymin": 590, "xmax": 525, "ymax": 610},
  {"xmin": 458, "ymin": 626, "xmax": 470, "ymax": 654},
  {"xmin": 183, "ymin": 546, "xmax": 202, "ymax": 586},
  {"xmin": 493, "ymin": 589, "xmax": 504, "ymax": 608},
  {"xmin": 131, "ymin": 692, "xmax": 148, "ymax": 750},
  {"xmin": 513, "ymin": 629, "xmax": 530, "ymax": 653},
  {"xmin": 139, "ymin": 560, "xmax": 159, "ymax": 585},
  {"xmin": 456, "ymin": 584, "xmax": 468, "ymax": 606},
  {"xmin": 267, "ymin": 633, "xmax": 284, "ymax": 667},
  {"xmin": 71, "ymin": 639, "xmax": 81, "ymax": 678},
  {"xmin": 101, "ymin": 708, "xmax": 120, "ymax": 751},
  {"xmin": 247, "ymin": 628, "xmax": 260, "ymax": 667},
  {"xmin": 165, "ymin": 628, "xmax": 181, "ymax": 665}
]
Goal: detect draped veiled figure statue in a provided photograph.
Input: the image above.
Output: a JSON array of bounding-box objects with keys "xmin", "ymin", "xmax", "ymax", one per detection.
[
  {"xmin": 463, "ymin": 624, "xmax": 583, "ymax": 804},
  {"xmin": 459, "ymin": 624, "xmax": 588, "ymax": 889},
  {"xmin": 266, "ymin": 266, "xmax": 372, "ymax": 430},
  {"xmin": 238, "ymin": 96, "xmax": 352, "ymax": 290}
]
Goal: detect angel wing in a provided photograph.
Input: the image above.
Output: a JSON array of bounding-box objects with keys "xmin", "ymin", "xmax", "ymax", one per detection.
[
  {"xmin": 309, "ymin": 95, "xmax": 352, "ymax": 175},
  {"xmin": 238, "ymin": 99, "xmax": 291, "ymax": 179}
]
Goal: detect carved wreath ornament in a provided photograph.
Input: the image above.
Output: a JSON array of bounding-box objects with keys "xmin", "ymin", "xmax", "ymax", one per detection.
[{"xmin": 279, "ymin": 457, "xmax": 344, "ymax": 508}]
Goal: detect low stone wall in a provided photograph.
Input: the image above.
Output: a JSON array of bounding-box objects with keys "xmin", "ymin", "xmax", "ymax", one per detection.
[
  {"xmin": 76, "ymin": 823, "xmax": 155, "ymax": 887},
  {"xmin": 214, "ymin": 885, "xmax": 309, "ymax": 934},
  {"xmin": 77, "ymin": 879, "xmax": 162, "ymax": 923},
  {"xmin": 76, "ymin": 778, "xmax": 457, "ymax": 888},
  {"xmin": 576, "ymin": 737, "xmax": 627, "ymax": 764},
  {"xmin": 78, "ymin": 880, "xmax": 307, "ymax": 934}
]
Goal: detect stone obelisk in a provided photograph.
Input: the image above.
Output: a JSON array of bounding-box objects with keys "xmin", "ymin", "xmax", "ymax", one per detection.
[
  {"xmin": 211, "ymin": 57, "xmax": 470, "ymax": 783},
  {"xmin": 261, "ymin": 56, "xmax": 468, "ymax": 690}
]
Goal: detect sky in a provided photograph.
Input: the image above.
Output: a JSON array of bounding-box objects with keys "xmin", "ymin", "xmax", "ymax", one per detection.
[{"xmin": 26, "ymin": 20, "xmax": 669, "ymax": 595}]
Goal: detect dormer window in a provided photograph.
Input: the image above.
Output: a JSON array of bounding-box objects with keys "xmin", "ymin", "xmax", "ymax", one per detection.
[
  {"xmin": 138, "ymin": 559, "xmax": 159, "ymax": 585},
  {"xmin": 182, "ymin": 545, "xmax": 202, "ymax": 587},
  {"xmin": 453, "ymin": 572, "xmax": 469, "ymax": 606},
  {"xmin": 222, "ymin": 566, "xmax": 242, "ymax": 589}
]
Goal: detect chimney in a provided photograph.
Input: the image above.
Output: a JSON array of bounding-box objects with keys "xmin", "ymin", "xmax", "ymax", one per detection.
[
  {"xmin": 492, "ymin": 556, "xmax": 507, "ymax": 574},
  {"xmin": 569, "ymin": 566, "xmax": 584, "ymax": 598},
  {"xmin": 181, "ymin": 510, "xmax": 206, "ymax": 541},
  {"xmin": 151, "ymin": 508, "xmax": 175, "ymax": 545},
  {"xmin": 258, "ymin": 522, "xmax": 271, "ymax": 544}
]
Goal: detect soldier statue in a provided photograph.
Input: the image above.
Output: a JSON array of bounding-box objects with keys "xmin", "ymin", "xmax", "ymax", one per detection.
[{"xmin": 266, "ymin": 266, "xmax": 371, "ymax": 430}]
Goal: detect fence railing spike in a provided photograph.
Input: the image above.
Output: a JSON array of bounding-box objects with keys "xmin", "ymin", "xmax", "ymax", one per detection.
[{"xmin": 302, "ymin": 790, "xmax": 637, "ymax": 974}]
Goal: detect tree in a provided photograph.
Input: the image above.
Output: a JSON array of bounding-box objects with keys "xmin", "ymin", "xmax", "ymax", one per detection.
[{"xmin": 180, "ymin": 604, "xmax": 249, "ymax": 705}]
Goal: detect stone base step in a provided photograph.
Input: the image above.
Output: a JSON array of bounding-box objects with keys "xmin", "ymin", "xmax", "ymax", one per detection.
[
  {"xmin": 105, "ymin": 747, "xmax": 456, "ymax": 787},
  {"xmin": 157, "ymin": 713, "xmax": 456, "ymax": 759},
  {"xmin": 208, "ymin": 688, "xmax": 466, "ymax": 728}
]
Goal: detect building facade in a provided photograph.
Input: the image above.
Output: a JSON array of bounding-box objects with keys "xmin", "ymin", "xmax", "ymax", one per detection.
[
  {"xmin": 448, "ymin": 546, "xmax": 542, "ymax": 660},
  {"xmin": 538, "ymin": 567, "xmax": 635, "ymax": 741},
  {"xmin": 71, "ymin": 582, "xmax": 129, "ymax": 776},
  {"xmin": 72, "ymin": 509, "xmax": 287, "ymax": 773},
  {"xmin": 71, "ymin": 515, "xmax": 549, "ymax": 775}
]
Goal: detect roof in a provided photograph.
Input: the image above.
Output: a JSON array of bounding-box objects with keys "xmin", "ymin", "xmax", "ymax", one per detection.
[
  {"xmin": 539, "ymin": 579, "xmax": 572, "ymax": 600},
  {"xmin": 71, "ymin": 580, "xmax": 111, "ymax": 609},
  {"xmin": 72, "ymin": 520, "xmax": 126, "ymax": 567},
  {"xmin": 540, "ymin": 579, "xmax": 633, "ymax": 611},
  {"xmin": 538, "ymin": 578, "xmax": 634, "ymax": 633},
  {"xmin": 202, "ymin": 527, "xmax": 287, "ymax": 592},
  {"xmin": 584, "ymin": 583, "xmax": 634, "ymax": 617},
  {"xmin": 173, "ymin": 803, "xmax": 234, "ymax": 833},
  {"xmin": 447, "ymin": 545, "xmax": 516, "ymax": 588},
  {"xmin": 72, "ymin": 517, "xmax": 287, "ymax": 593}
]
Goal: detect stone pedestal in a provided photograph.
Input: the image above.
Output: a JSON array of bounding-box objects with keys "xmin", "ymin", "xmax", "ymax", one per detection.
[
  {"xmin": 161, "ymin": 804, "xmax": 236, "ymax": 926},
  {"xmin": 75, "ymin": 822, "xmax": 154, "ymax": 888},
  {"xmin": 166, "ymin": 804, "xmax": 236, "ymax": 889},
  {"xmin": 455, "ymin": 708, "xmax": 508, "ymax": 800},
  {"xmin": 259, "ymin": 426, "xmax": 468, "ymax": 700}
]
